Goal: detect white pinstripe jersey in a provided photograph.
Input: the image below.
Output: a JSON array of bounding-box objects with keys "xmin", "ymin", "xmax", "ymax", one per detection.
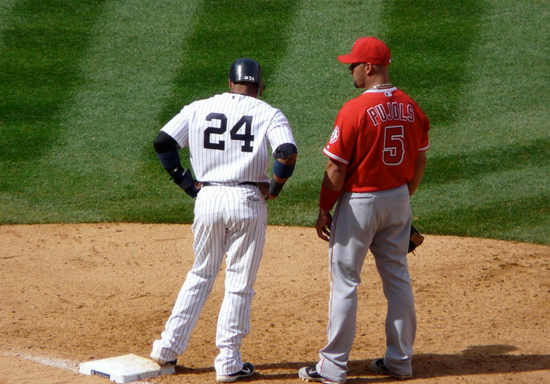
[{"xmin": 161, "ymin": 92, "xmax": 296, "ymax": 183}]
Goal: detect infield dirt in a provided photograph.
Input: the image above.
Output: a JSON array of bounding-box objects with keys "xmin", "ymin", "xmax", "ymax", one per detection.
[{"xmin": 1, "ymin": 224, "xmax": 549, "ymax": 383}]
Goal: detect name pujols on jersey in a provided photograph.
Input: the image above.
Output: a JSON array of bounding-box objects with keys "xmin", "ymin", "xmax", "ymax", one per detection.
[
  {"xmin": 367, "ymin": 100, "xmax": 416, "ymax": 126},
  {"xmin": 326, "ymin": 92, "xmax": 418, "ymax": 151}
]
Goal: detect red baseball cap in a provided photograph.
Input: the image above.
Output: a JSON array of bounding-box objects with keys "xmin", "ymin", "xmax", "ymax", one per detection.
[{"xmin": 337, "ymin": 37, "xmax": 391, "ymax": 66}]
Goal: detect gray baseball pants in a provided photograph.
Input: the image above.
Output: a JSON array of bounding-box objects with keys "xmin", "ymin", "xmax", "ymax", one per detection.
[{"xmin": 317, "ymin": 184, "xmax": 416, "ymax": 383}]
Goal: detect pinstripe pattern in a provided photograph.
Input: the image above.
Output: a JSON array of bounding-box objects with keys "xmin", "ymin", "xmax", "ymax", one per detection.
[
  {"xmin": 161, "ymin": 92, "xmax": 295, "ymax": 183},
  {"xmin": 152, "ymin": 91, "xmax": 295, "ymax": 376}
]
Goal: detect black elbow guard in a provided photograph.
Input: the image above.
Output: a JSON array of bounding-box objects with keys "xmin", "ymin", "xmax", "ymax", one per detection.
[
  {"xmin": 273, "ymin": 143, "xmax": 297, "ymax": 160},
  {"xmin": 272, "ymin": 143, "xmax": 297, "ymax": 179},
  {"xmin": 154, "ymin": 131, "xmax": 179, "ymax": 153},
  {"xmin": 273, "ymin": 160, "xmax": 295, "ymax": 179}
]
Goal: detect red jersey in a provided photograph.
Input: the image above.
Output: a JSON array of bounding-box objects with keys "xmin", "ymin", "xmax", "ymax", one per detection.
[{"xmin": 323, "ymin": 87, "xmax": 430, "ymax": 192}]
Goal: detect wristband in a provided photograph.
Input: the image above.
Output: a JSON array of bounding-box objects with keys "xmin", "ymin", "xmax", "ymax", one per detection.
[
  {"xmin": 175, "ymin": 169, "xmax": 199, "ymax": 198},
  {"xmin": 182, "ymin": 183, "xmax": 200, "ymax": 198},
  {"xmin": 319, "ymin": 184, "xmax": 341, "ymax": 211},
  {"xmin": 268, "ymin": 179, "xmax": 284, "ymax": 197}
]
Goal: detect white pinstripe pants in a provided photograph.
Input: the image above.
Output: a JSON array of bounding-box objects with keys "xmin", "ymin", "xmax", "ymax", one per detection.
[{"xmin": 151, "ymin": 184, "xmax": 267, "ymax": 375}]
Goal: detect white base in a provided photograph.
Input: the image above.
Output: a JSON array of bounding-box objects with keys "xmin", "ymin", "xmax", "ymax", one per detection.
[{"xmin": 79, "ymin": 354, "xmax": 175, "ymax": 383}]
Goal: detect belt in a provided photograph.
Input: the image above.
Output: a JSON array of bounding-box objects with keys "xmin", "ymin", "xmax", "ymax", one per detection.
[{"xmin": 201, "ymin": 181, "xmax": 257, "ymax": 187}]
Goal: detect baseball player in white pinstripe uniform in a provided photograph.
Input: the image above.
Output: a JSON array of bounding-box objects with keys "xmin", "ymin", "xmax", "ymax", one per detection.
[{"xmin": 150, "ymin": 58, "xmax": 297, "ymax": 383}]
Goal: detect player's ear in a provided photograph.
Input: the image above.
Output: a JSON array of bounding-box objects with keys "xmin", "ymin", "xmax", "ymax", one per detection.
[{"xmin": 364, "ymin": 63, "xmax": 373, "ymax": 75}]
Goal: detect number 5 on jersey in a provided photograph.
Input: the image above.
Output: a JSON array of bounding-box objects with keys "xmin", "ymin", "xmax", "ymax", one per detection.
[{"xmin": 383, "ymin": 125, "xmax": 404, "ymax": 165}]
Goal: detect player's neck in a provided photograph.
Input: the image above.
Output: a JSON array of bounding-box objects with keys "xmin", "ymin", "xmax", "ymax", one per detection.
[
  {"xmin": 367, "ymin": 76, "xmax": 392, "ymax": 90},
  {"xmin": 229, "ymin": 83, "xmax": 258, "ymax": 98}
]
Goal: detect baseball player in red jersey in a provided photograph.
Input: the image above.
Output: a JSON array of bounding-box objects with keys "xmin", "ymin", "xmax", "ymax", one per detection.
[
  {"xmin": 299, "ymin": 37, "xmax": 429, "ymax": 383},
  {"xmin": 150, "ymin": 58, "xmax": 297, "ymax": 383}
]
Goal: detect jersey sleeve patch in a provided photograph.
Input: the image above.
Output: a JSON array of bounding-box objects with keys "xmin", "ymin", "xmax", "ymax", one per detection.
[{"xmin": 329, "ymin": 126, "xmax": 340, "ymax": 144}]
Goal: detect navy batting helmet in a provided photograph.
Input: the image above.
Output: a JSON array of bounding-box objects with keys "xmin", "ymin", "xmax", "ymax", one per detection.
[{"xmin": 229, "ymin": 58, "xmax": 264, "ymax": 96}]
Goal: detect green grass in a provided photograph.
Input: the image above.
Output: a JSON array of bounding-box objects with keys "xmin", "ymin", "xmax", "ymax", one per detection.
[
  {"xmin": 382, "ymin": 0, "xmax": 485, "ymax": 126},
  {"xmin": 0, "ymin": 0, "xmax": 549, "ymax": 245},
  {"xmin": 406, "ymin": 0, "xmax": 550, "ymax": 243},
  {"xmin": 0, "ymin": 0, "xmax": 107, "ymax": 161}
]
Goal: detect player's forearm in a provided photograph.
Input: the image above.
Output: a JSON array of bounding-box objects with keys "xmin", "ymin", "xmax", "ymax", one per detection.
[
  {"xmin": 272, "ymin": 153, "xmax": 297, "ymax": 184},
  {"xmin": 319, "ymin": 159, "xmax": 347, "ymax": 211},
  {"xmin": 407, "ymin": 151, "xmax": 427, "ymax": 196},
  {"xmin": 154, "ymin": 131, "xmax": 199, "ymax": 198},
  {"xmin": 323, "ymin": 159, "xmax": 347, "ymax": 191},
  {"xmin": 268, "ymin": 150, "xmax": 297, "ymax": 197}
]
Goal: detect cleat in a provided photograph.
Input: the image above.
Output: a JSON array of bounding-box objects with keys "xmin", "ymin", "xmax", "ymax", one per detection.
[
  {"xmin": 370, "ymin": 359, "xmax": 412, "ymax": 380},
  {"xmin": 298, "ymin": 365, "xmax": 338, "ymax": 383},
  {"xmin": 216, "ymin": 362, "xmax": 255, "ymax": 383}
]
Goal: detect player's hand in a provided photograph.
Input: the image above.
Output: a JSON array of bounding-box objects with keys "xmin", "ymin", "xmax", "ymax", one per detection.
[
  {"xmin": 258, "ymin": 182, "xmax": 277, "ymax": 200},
  {"xmin": 183, "ymin": 181, "xmax": 202, "ymax": 198},
  {"xmin": 316, "ymin": 209, "xmax": 332, "ymax": 242}
]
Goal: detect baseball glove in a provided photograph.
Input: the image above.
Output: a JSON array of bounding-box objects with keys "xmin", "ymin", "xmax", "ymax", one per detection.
[{"xmin": 408, "ymin": 225, "xmax": 424, "ymax": 253}]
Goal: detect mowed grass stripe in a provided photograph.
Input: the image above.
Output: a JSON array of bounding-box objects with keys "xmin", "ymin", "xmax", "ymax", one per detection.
[
  {"xmin": 269, "ymin": 0, "xmax": 386, "ymax": 162},
  {"xmin": 263, "ymin": 0, "xmax": 386, "ymax": 225},
  {"xmin": 432, "ymin": 0, "xmax": 550, "ymax": 151},
  {"xmin": 382, "ymin": 0, "xmax": 484, "ymax": 127},
  {"xmin": 0, "ymin": 0, "xmax": 108, "ymax": 222},
  {"xmin": 407, "ymin": 1, "xmax": 550, "ymax": 244},
  {"xmin": 45, "ymin": 0, "xmax": 203, "ymax": 223},
  {"xmin": 424, "ymin": 137, "xmax": 550, "ymax": 186},
  {"xmin": 0, "ymin": 0, "xmax": 18, "ymax": 21},
  {"xmin": 423, "ymin": 192, "xmax": 550, "ymax": 244},
  {"xmin": 1, "ymin": 1, "xmax": 202, "ymax": 223},
  {"xmin": 0, "ymin": 0, "xmax": 107, "ymax": 163},
  {"xmin": 157, "ymin": 0, "xmax": 300, "ymax": 124}
]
